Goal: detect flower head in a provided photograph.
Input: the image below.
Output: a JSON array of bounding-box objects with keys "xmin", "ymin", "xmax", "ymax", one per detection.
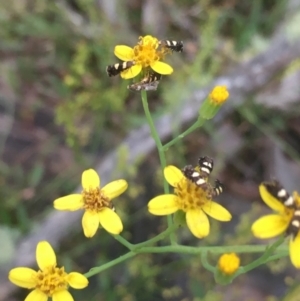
[
  {"xmin": 218, "ymin": 253, "xmax": 240, "ymax": 275},
  {"xmin": 147, "ymin": 165, "xmax": 232, "ymax": 238},
  {"xmin": 113, "ymin": 35, "xmax": 174, "ymax": 79},
  {"xmin": 209, "ymin": 86, "xmax": 229, "ymax": 105},
  {"xmin": 199, "ymin": 86, "xmax": 229, "ymax": 120},
  {"xmin": 251, "ymin": 181, "xmax": 300, "ymax": 268},
  {"xmin": 54, "ymin": 169, "xmax": 128, "ymax": 237},
  {"xmin": 8, "ymin": 241, "xmax": 88, "ymax": 301}
]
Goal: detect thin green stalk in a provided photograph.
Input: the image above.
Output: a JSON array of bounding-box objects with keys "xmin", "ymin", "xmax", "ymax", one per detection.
[
  {"xmin": 163, "ymin": 117, "xmax": 205, "ymax": 150},
  {"xmin": 201, "ymin": 251, "xmax": 215, "ymax": 272},
  {"xmin": 133, "ymin": 224, "xmax": 178, "ymax": 250},
  {"xmin": 84, "ymin": 251, "xmax": 135, "ymax": 278},
  {"xmin": 236, "ymin": 236, "xmax": 285, "ymax": 274},
  {"xmin": 141, "ymin": 91, "xmax": 175, "ymax": 244},
  {"xmin": 114, "ymin": 235, "xmax": 134, "ymax": 250},
  {"xmin": 134, "ymin": 244, "xmax": 288, "ymax": 255}
]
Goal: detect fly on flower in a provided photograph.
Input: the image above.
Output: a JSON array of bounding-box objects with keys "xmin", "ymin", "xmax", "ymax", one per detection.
[
  {"xmin": 182, "ymin": 156, "xmax": 223, "ymax": 198},
  {"xmin": 53, "ymin": 169, "xmax": 128, "ymax": 238},
  {"xmin": 108, "ymin": 35, "xmax": 183, "ymax": 79},
  {"xmin": 252, "ymin": 180, "xmax": 300, "ymax": 268},
  {"xmin": 263, "ymin": 180, "xmax": 295, "ymax": 208},
  {"xmin": 159, "ymin": 40, "xmax": 183, "ymax": 52},
  {"xmin": 106, "ymin": 61, "xmax": 135, "ymax": 77},
  {"xmin": 128, "ymin": 71, "xmax": 162, "ymax": 92},
  {"xmin": 148, "ymin": 160, "xmax": 231, "ymax": 239}
]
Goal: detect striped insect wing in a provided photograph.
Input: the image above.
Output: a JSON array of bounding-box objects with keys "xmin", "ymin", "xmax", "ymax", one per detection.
[
  {"xmin": 182, "ymin": 165, "xmax": 197, "ymax": 180},
  {"xmin": 263, "ymin": 180, "xmax": 295, "ymax": 209},
  {"xmin": 182, "ymin": 165, "xmax": 207, "ymax": 187},
  {"xmin": 213, "ymin": 179, "xmax": 223, "ymax": 197},
  {"xmin": 287, "ymin": 209, "xmax": 300, "ymax": 238},
  {"xmin": 106, "ymin": 61, "xmax": 135, "ymax": 77},
  {"xmin": 160, "ymin": 40, "xmax": 183, "ymax": 52},
  {"xmin": 128, "ymin": 72, "xmax": 161, "ymax": 92},
  {"xmin": 198, "ymin": 156, "xmax": 214, "ymax": 177}
]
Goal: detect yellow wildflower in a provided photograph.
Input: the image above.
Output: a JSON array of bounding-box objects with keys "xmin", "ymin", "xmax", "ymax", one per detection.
[
  {"xmin": 199, "ymin": 86, "xmax": 229, "ymax": 120},
  {"xmin": 251, "ymin": 182, "xmax": 300, "ymax": 268},
  {"xmin": 218, "ymin": 253, "xmax": 240, "ymax": 275},
  {"xmin": 147, "ymin": 165, "xmax": 232, "ymax": 238},
  {"xmin": 209, "ymin": 86, "xmax": 229, "ymax": 105},
  {"xmin": 8, "ymin": 241, "xmax": 88, "ymax": 301},
  {"xmin": 114, "ymin": 35, "xmax": 173, "ymax": 79},
  {"xmin": 54, "ymin": 169, "xmax": 128, "ymax": 238}
]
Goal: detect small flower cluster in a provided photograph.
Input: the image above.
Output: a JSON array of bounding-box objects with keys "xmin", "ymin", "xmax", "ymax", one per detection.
[{"xmin": 106, "ymin": 35, "xmax": 183, "ymax": 91}]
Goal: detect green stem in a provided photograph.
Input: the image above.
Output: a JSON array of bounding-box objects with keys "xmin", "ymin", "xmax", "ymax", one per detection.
[
  {"xmin": 133, "ymin": 224, "xmax": 178, "ymax": 250},
  {"xmin": 141, "ymin": 91, "xmax": 175, "ymax": 244},
  {"xmin": 134, "ymin": 244, "xmax": 288, "ymax": 255},
  {"xmin": 236, "ymin": 236, "xmax": 285, "ymax": 274},
  {"xmin": 163, "ymin": 117, "xmax": 205, "ymax": 150},
  {"xmin": 84, "ymin": 252, "xmax": 135, "ymax": 278},
  {"xmin": 201, "ymin": 250, "xmax": 215, "ymax": 272},
  {"xmin": 113, "ymin": 235, "xmax": 134, "ymax": 250}
]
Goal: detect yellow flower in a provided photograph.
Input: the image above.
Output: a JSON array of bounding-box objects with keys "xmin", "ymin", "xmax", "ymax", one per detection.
[
  {"xmin": 114, "ymin": 35, "xmax": 173, "ymax": 79},
  {"xmin": 251, "ymin": 183, "xmax": 300, "ymax": 268},
  {"xmin": 209, "ymin": 86, "xmax": 229, "ymax": 105},
  {"xmin": 147, "ymin": 165, "xmax": 232, "ymax": 238},
  {"xmin": 8, "ymin": 241, "xmax": 88, "ymax": 301},
  {"xmin": 54, "ymin": 169, "xmax": 128, "ymax": 237},
  {"xmin": 218, "ymin": 253, "xmax": 240, "ymax": 275}
]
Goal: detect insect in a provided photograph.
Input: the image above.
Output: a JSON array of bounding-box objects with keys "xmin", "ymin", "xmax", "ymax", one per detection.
[
  {"xmin": 263, "ymin": 180, "xmax": 295, "ymax": 208},
  {"xmin": 262, "ymin": 180, "xmax": 300, "ymax": 238},
  {"xmin": 127, "ymin": 72, "xmax": 162, "ymax": 92},
  {"xmin": 213, "ymin": 179, "xmax": 223, "ymax": 197},
  {"xmin": 198, "ymin": 156, "xmax": 214, "ymax": 178},
  {"xmin": 106, "ymin": 61, "xmax": 135, "ymax": 77},
  {"xmin": 182, "ymin": 156, "xmax": 223, "ymax": 198},
  {"xmin": 288, "ymin": 209, "xmax": 300, "ymax": 238},
  {"xmin": 159, "ymin": 40, "xmax": 183, "ymax": 52}
]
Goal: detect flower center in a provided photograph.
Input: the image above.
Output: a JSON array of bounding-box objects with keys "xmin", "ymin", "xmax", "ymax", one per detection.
[
  {"xmin": 34, "ymin": 266, "xmax": 68, "ymax": 296},
  {"xmin": 133, "ymin": 36, "xmax": 163, "ymax": 68},
  {"xmin": 174, "ymin": 178, "xmax": 212, "ymax": 211},
  {"xmin": 82, "ymin": 187, "xmax": 111, "ymax": 212}
]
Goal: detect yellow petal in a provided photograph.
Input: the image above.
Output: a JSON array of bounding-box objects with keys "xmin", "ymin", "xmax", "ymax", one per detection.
[
  {"xmin": 151, "ymin": 61, "xmax": 173, "ymax": 75},
  {"xmin": 289, "ymin": 232, "xmax": 300, "ymax": 268},
  {"xmin": 53, "ymin": 290, "xmax": 74, "ymax": 301},
  {"xmin": 148, "ymin": 194, "xmax": 179, "ymax": 215},
  {"xmin": 67, "ymin": 272, "xmax": 89, "ymax": 289},
  {"xmin": 53, "ymin": 194, "xmax": 83, "ymax": 211},
  {"xmin": 82, "ymin": 211, "xmax": 99, "ymax": 238},
  {"xmin": 82, "ymin": 169, "xmax": 100, "ymax": 189},
  {"xmin": 251, "ymin": 214, "xmax": 289, "ymax": 239},
  {"xmin": 164, "ymin": 165, "xmax": 183, "ymax": 187},
  {"xmin": 186, "ymin": 209, "xmax": 210, "ymax": 238},
  {"xmin": 8, "ymin": 267, "xmax": 37, "ymax": 288},
  {"xmin": 99, "ymin": 208, "xmax": 123, "ymax": 234},
  {"xmin": 120, "ymin": 65, "xmax": 142, "ymax": 79},
  {"xmin": 114, "ymin": 45, "xmax": 134, "ymax": 61},
  {"xmin": 259, "ymin": 184, "xmax": 285, "ymax": 213},
  {"xmin": 25, "ymin": 289, "xmax": 47, "ymax": 301},
  {"xmin": 102, "ymin": 180, "xmax": 128, "ymax": 200},
  {"xmin": 36, "ymin": 241, "xmax": 56, "ymax": 271},
  {"xmin": 202, "ymin": 201, "xmax": 232, "ymax": 221}
]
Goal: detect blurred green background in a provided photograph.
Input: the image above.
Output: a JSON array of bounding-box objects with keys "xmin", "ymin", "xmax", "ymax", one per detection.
[{"xmin": 1, "ymin": 0, "xmax": 300, "ymax": 300}]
